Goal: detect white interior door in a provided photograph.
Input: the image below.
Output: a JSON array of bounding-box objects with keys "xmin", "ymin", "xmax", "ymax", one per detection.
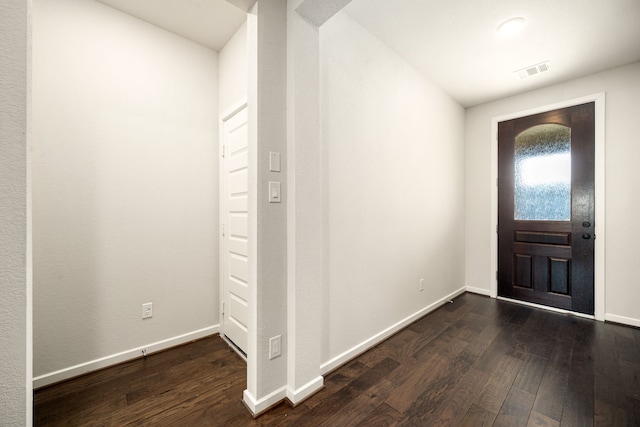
[{"xmin": 221, "ymin": 104, "xmax": 249, "ymax": 354}]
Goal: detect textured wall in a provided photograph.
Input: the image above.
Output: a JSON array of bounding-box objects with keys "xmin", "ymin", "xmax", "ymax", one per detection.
[
  {"xmin": 320, "ymin": 12, "xmax": 466, "ymax": 363},
  {"xmin": 219, "ymin": 21, "xmax": 248, "ymax": 114},
  {"xmin": 33, "ymin": 0, "xmax": 219, "ymax": 380},
  {"xmin": 253, "ymin": 0, "xmax": 289, "ymax": 400},
  {"xmin": 0, "ymin": 0, "xmax": 30, "ymax": 424}
]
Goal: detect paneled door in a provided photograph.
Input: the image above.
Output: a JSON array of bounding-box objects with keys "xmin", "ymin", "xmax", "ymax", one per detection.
[
  {"xmin": 221, "ymin": 104, "xmax": 249, "ymax": 354},
  {"xmin": 498, "ymin": 102, "xmax": 595, "ymax": 314}
]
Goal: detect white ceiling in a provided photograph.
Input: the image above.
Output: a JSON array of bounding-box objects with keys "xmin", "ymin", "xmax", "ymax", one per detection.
[
  {"xmin": 95, "ymin": 0, "xmax": 640, "ymax": 107},
  {"xmin": 95, "ymin": 0, "xmax": 246, "ymax": 52},
  {"xmin": 344, "ymin": 0, "xmax": 640, "ymax": 107}
]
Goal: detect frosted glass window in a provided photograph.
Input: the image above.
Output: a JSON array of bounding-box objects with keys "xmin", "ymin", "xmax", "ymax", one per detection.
[{"xmin": 514, "ymin": 124, "xmax": 571, "ymax": 221}]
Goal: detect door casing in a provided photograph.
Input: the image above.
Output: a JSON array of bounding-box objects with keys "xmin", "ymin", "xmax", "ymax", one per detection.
[{"xmin": 489, "ymin": 93, "xmax": 605, "ymax": 320}]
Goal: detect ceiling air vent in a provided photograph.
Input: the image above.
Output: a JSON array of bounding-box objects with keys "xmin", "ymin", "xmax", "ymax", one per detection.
[{"xmin": 515, "ymin": 61, "xmax": 551, "ymax": 80}]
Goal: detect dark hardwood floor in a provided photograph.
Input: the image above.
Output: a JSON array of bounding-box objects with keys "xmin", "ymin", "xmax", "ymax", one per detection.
[{"xmin": 34, "ymin": 293, "xmax": 640, "ymax": 426}]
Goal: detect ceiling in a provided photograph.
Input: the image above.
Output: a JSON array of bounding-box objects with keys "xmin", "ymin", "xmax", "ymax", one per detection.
[
  {"xmin": 96, "ymin": 0, "xmax": 246, "ymax": 52},
  {"xmin": 95, "ymin": 0, "xmax": 640, "ymax": 107},
  {"xmin": 344, "ymin": 0, "xmax": 640, "ymax": 106}
]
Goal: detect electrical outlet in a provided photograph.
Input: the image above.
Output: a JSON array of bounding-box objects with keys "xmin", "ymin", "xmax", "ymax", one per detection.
[
  {"xmin": 142, "ymin": 302, "xmax": 153, "ymax": 319},
  {"xmin": 419, "ymin": 279, "xmax": 424, "ymax": 292},
  {"xmin": 269, "ymin": 335, "xmax": 282, "ymax": 360}
]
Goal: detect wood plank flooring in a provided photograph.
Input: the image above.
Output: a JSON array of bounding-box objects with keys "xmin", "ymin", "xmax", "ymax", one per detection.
[{"xmin": 34, "ymin": 293, "xmax": 640, "ymax": 426}]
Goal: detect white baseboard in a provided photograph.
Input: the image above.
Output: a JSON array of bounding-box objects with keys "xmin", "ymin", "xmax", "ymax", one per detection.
[
  {"xmin": 286, "ymin": 375, "xmax": 324, "ymax": 405},
  {"xmin": 33, "ymin": 325, "xmax": 220, "ymax": 389},
  {"xmin": 605, "ymin": 313, "xmax": 640, "ymax": 328},
  {"xmin": 466, "ymin": 286, "xmax": 492, "ymax": 297},
  {"xmin": 320, "ymin": 286, "xmax": 466, "ymax": 375},
  {"xmin": 243, "ymin": 387, "xmax": 287, "ymax": 417},
  {"xmin": 242, "ymin": 376, "xmax": 323, "ymax": 417},
  {"xmin": 244, "ymin": 287, "xmax": 470, "ymax": 417}
]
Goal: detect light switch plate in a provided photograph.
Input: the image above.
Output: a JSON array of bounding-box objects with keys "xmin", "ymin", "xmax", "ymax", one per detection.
[
  {"xmin": 269, "ymin": 152, "xmax": 281, "ymax": 172},
  {"xmin": 269, "ymin": 181, "xmax": 281, "ymax": 203}
]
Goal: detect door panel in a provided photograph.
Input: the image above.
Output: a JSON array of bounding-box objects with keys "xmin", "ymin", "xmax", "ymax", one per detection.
[
  {"xmin": 549, "ymin": 258, "xmax": 570, "ymax": 294},
  {"xmin": 229, "ymin": 254, "xmax": 248, "ymax": 285},
  {"xmin": 229, "ymin": 169, "xmax": 248, "ymax": 195},
  {"xmin": 498, "ymin": 102, "xmax": 595, "ymax": 314},
  {"xmin": 221, "ymin": 105, "xmax": 249, "ymax": 354}
]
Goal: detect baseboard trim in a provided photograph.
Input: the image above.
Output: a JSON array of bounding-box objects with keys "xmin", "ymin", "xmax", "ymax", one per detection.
[
  {"xmin": 33, "ymin": 325, "xmax": 220, "ymax": 389},
  {"xmin": 243, "ymin": 387, "xmax": 287, "ymax": 418},
  {"xmin": 466, "ymin": 286, "xmax": 492, "ymax": 297},
  {"xmin": 286, "ymin": 375, "xmax": 324, "ymax": 405},
  {"xmin": 605, "ymin": 313, "xmax": 640, "ymax": 328},
  {"xmin": 242, "ymin": 375, "xmax": 324, "ymax": 417},
  {"xmin": 243, "ymin": 288, "xmax": 470, "ymax": 417},
  {"xmin": 320, "ymin": 286, "xmax": 466, "ymax": 375}
]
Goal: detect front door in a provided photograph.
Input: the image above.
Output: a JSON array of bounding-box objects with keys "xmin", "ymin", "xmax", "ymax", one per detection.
[
  {"xmin": 221, "ymin": 104, "xmax": 249, "ymax": 354},
  {"xmin": 498, "ymin": 102, "xmax": 595, "ymax": 315}
]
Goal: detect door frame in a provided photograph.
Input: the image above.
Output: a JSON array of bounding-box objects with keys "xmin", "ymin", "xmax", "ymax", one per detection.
[
  {"xmin": 219, "ymin": 98, "xmax": 249, "ymax": 358},
  {"xmin": 490, "ymin": 93, "xmax": 605, "ymax": 321}
]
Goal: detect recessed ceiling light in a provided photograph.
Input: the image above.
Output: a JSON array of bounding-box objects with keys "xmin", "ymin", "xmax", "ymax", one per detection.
[{"xmin": 497, "ymin": 17, "xmax": 526, "ymax": 37}]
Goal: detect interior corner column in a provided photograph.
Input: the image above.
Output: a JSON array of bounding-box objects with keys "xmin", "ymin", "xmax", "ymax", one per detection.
[
  {"xmin": 285, "ymin": 0, "xmax": 352, "ymax": 404},
  {"xmin": 285, "ymin": 0, "xmax": 323, "ymax": 402}
]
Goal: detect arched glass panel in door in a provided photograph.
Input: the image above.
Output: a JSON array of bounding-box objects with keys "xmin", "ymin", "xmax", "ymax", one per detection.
[{"xmin": 514, "ymin": 123, "xmax": 571, "ymax": 221}]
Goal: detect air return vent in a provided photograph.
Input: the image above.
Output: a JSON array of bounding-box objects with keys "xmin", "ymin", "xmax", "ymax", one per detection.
[{"xmin": 515, "ymin": 61, "xmax": 551, "ymax": 79}]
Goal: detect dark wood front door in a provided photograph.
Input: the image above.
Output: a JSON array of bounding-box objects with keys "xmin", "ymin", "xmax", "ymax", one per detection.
[{"xmin": 498, "ymin": 102, "xmax": 595, "ymax": 315}]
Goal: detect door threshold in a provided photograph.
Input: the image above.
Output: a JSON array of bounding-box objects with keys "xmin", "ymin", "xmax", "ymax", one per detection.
[
  {"xmin": 496, "ymin": 296, "xmax": 595, "ymax": 320},
  {"xmin": 221, "ymin": 335, "xmax": 247, "ymax": 362}
]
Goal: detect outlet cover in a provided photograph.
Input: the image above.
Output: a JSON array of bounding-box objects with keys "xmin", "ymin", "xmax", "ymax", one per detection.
[
  {"xmin": 142, "ymin": 302, "xmax": 153, "ymax": 319},
  {"xmin": 269, "ymin": 335, "xmax": 282, "ymax": 359}
]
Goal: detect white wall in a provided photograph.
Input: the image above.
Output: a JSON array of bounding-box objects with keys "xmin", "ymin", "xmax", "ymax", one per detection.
[
  {"xmin": 32, "ymin": 0, "xmax": 219, "ymax": 383},
  {"xmin": 320, "ymin": 13, "xmax": 466, "ymax": 364},
  {"xmin": 219, "ymin": 21, "xmax": 248, "ymax": 114},
  {"xmin": 252, "ymin": 0, "xmax": 289, "ymax": 401},
  {"xmin": 285, "ymin": 0, "xmax": 325, "ymax": 403},
  {"xmin": 465, "ymin": 61, "xmax": 640, "ymax": 326},
  {"xmin": 0, "ymin": 0, "xmax": 31, "ymax": 423}
]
